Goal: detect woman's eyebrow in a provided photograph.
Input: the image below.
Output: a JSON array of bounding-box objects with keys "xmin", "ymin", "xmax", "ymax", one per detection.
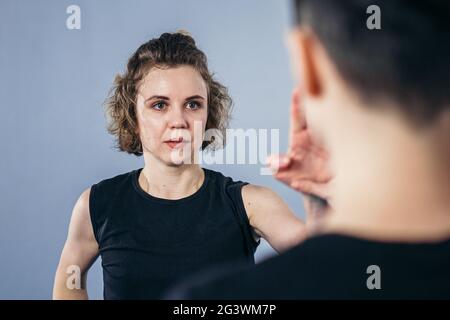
[
  {"xmin": 145, "ymin": 95, "xmax": 205, "ymax": 102},
  {"xmin": 185, "ymin": 95, "xmax": 205, "ymax": 101},
  {"xmin": 145, "ymin": 95, "xmax": 170, "ymax": 102}
]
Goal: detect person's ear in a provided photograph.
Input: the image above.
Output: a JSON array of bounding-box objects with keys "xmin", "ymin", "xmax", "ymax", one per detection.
[{"xmin": 288, "ymin": 27, "xmax": 321, "ymax": 98}]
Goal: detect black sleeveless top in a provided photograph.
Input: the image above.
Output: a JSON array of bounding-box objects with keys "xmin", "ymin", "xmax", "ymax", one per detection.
[{"xmin": 89, "ymin": 168, "xmax": 259, "ymax": 299}]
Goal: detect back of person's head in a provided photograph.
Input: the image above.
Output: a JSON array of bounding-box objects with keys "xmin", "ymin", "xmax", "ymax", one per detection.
[
  {"xmin": 292, "ymin": 0, "xmax": 450, "ymax": 127},
  {"xmin": 289, "ymin": 1, "xmax": 450, "ymax": 240}
]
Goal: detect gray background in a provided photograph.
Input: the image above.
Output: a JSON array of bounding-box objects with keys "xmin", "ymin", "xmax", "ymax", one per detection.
[{"xmin": 0, "ymin": 0, "xmax": 305, "ymax": 299}]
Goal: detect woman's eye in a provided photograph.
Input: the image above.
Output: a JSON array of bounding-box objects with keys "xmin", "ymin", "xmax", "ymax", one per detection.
[
  {"xmin": 151, "ymin": 101, "xmax": 167, "ymax": 111},
  {"xmin": 186, "ymin": 101, "xmax": 201, "ymax": 110}
]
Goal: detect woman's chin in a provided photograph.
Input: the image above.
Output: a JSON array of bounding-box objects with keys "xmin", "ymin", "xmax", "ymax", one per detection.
[{"xmin": 164, "ymin": 150, "xmax": 196, "ymax": 166}]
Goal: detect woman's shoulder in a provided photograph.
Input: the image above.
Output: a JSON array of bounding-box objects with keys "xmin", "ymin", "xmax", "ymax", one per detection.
[
  {"xmin": 88, "ymin": 168, "xmax": 140, "ymax": 204},
  {"xmin": 203, "ymin": 167, "xmax": 249, "ymax": 189},
  {"xmin": 203, "ymin": 168, "xmax": 275, "ymax": 200},
  {"xmin": 88, "ymin": 169, "xmax": 139, "ymax": 222},
  {"xmin": 92, "ymin": 168, "xmax": 139, "ymax": 190}
]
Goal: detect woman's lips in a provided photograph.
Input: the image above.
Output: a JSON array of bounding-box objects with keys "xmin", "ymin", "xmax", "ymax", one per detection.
[
  {"xmin": 164, "ymin": 139, "xmax": 189, "ymax": 149},
  {"xmin": 165, "ymin": 141, "xmax": 183, "ymax": 149}
]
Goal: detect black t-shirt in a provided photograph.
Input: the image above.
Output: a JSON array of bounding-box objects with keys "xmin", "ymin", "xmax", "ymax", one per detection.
[
  {"xmin": 89, "ymin": 167, "xmax": 259, "ymax": 299},
  {"xmin": 169, "ymin": 233, "xmax": 450, "ymax": 299}
]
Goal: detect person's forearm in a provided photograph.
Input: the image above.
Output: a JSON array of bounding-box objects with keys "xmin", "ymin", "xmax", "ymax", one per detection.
[
  {"xmin": 52, "ymin": 270, "xmax": 89, "ymax": 300},
  {"xmin": 53, "ymin": 287, "xmax": 89, "ymax": 300}
]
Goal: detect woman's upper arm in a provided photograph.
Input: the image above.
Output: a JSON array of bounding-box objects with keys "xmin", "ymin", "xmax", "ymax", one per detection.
[
  {"xmin": 241, "ymin": 184, "xmax": 307, "ymax": 252},
  {"xmin": 57, "ymin": 188, "xmax": 99, "ymax": 276}
]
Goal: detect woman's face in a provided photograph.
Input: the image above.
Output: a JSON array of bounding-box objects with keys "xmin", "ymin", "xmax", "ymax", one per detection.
[{"xmin": 135, "ymin": 65, "xmax": 208, "ymax": 165}]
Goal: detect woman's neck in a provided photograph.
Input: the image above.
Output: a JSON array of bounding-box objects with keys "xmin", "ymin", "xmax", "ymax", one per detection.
[{"xmin": 139, "ymin": 153, "xmax": 205, "ymax": 200}]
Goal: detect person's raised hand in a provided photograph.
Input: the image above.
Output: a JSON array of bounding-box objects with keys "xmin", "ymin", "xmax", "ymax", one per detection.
[{"xmin": 266, "ymin": 88, "xmax": 333, "ymax": 213}]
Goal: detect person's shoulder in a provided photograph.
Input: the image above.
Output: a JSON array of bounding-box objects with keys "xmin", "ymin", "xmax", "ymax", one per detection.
[
  {"xmin": 169, "ymin": 236, "xmax": 320, "ymax": 299},
  {"xmin": 92, "ymin": 168, "xmax": 138, "ymax": 190},
  {"xmin": 169, "ymin": 234, "xmax": 450, "ymax": 299},
  {"xmin": 170, "ymin": 234, "xmax": 372, "ymax": 299},
  {"xmin": 202, "ymin": 168, "xmax": 249, "ymax": 191},
  {"xmin": 203, "ymin": 168, "xmax": 246, "ymax": 183}
]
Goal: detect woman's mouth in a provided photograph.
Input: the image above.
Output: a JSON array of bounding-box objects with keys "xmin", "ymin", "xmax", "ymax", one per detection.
[{"xmin": 164, "ymin": 138, "xmax": 185, "ymax": 149}]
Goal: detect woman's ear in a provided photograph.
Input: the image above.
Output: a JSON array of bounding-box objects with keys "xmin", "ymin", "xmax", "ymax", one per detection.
[{"xmin": 288, "ymin": 27, "xmax": 322, "ymax": 98}]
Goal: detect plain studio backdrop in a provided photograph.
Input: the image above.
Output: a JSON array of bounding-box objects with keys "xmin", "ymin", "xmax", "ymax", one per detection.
[{"xmin": 0, "ymin": 0, "xmax": 305, "ymax": 299}]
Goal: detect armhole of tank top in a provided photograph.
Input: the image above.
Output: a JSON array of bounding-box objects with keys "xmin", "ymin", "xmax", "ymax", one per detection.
[
  {"xmin": 88, "ymin": 183, "xmax": 101, "ymax": 245},
  {"xmin": 233, "ymin": 182, "xmax": 261, "ymax": 252}
]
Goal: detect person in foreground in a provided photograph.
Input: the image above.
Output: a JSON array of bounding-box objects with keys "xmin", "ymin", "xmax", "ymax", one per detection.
[{"xmin": 166, "ymin": 0, "xmax": 450, "ymax": 299}]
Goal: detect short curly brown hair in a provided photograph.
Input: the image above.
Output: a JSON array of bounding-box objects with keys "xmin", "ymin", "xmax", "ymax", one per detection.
[{"xmin": 104, "ymin": 31, "xmax": 232, "ymax": 156}]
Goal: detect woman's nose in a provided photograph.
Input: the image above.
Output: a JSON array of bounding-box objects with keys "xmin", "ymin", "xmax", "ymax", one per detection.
[{"xmin": 167, "ymin": 107, "xmax": 188, "ymax": 129}]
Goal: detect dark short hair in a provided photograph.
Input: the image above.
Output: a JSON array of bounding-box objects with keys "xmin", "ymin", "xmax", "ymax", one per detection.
[
  {"xmin": 104, "ymin": 31, "xmax": 232, "ymax": 156},
  {"xmin": 293, "ymin": 0, "xmax": 450, "ymax": 125}
]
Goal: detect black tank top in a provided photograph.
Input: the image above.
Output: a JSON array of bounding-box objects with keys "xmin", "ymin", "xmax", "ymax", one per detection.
[{"xmin": 89, "ymin": 167, "xmax": 259, "ymax": 299}]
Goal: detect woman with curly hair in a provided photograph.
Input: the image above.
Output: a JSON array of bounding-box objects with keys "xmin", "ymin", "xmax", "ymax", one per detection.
[{"xmin": 52, "ymin": 31, "xmax": 308, "ymax": 299}]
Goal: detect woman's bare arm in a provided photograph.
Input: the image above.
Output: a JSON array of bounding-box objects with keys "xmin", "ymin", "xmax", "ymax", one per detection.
[
  {"xmin": 52, "ymin": 188, "xmax": 99, "ymax": 299},
  {"xmin": 242, "ymin": 184, "xmax": 307, "ymax": 253}
]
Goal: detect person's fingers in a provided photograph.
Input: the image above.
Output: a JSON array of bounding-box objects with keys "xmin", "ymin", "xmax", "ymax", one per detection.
[
  {"xmin": 273, "ymin": 170, "xmax": 293, "ymax": 184},
  {"xmin": 266, "ymin": 154, "xmax": 291, "ymax": 173},
  {"xmin": 288, "ymin": 87, "xmax": 307, "ymax": 150},
  {"xmin": 290, "ymin": 180, "xmax": 330, "ymax": 200},
  {"xmin": 289, "ymin": 88, "xmax": 305, "ymax": 131}
]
